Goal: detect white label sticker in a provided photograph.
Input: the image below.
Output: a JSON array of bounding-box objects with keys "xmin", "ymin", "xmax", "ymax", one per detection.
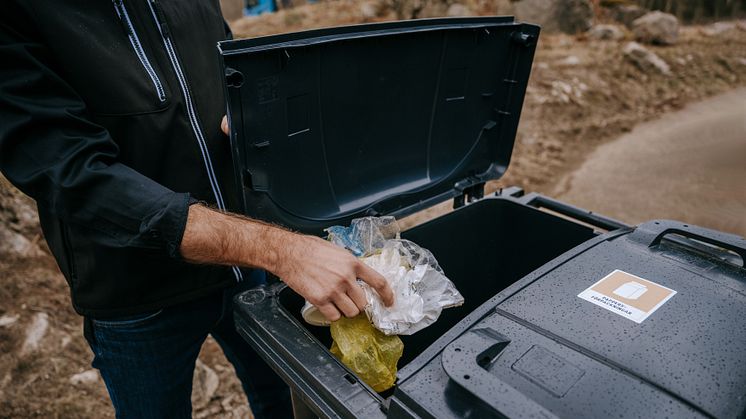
[{"xmin": 578, "ymin": 270, "xmax": 676, "ymax": 323}]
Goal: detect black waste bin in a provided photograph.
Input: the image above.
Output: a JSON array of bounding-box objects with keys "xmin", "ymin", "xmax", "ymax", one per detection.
[{"xmin": 219, "ymin": 17, "xmax": 746, "ymax": 418}]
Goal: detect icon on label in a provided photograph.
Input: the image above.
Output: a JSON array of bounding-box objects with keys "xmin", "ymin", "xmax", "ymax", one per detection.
[{"xmin": 613, "ymin": 281, "xmax": 648, "ymax": 300}]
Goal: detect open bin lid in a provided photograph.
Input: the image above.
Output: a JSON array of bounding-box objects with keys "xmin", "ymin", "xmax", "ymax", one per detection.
[{"xmin": 219, "ymin": 17, "xmax": 540, "ymax": 234}]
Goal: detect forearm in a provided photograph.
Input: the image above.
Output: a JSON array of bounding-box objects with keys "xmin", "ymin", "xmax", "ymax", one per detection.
[
  {"xmin": 180, "ymin": 203, "xmax": 394, "ymax": 321},
  {"xmin": 179, "ymin": 204, "xmax": 294, "ymax": 274}
]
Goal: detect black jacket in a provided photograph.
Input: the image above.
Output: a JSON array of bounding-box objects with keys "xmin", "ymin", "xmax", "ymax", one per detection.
[{"xmin": 0, "ymin": 0, "xmax": 243, "ymax": 317}]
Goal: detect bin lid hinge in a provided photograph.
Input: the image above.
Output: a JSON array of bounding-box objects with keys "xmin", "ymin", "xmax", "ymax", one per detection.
[{"xmin": 453, "ymin": 182, "xmax": 485, "ymax": 209}]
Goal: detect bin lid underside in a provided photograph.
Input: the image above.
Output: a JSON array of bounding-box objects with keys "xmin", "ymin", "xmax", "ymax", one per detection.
[{"xmin": 220, "ymin": 17, "xmax": 539, "ymax": 233}]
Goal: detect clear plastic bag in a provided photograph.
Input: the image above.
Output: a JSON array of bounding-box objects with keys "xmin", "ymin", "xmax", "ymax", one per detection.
[
  {"xmin": 329, "ymin": 314, "xmax": 403, "ymax": 392},
  {"xmin": 326, "ymin": 216, "xmax": 400, "ymax": 257},
  {"xmin": 318, "ymin": 217, "xmax": 464, "ymax": 335},
  {"xmin": 359, "ymin": 239, "xmax": 464, "ymax": 335}
]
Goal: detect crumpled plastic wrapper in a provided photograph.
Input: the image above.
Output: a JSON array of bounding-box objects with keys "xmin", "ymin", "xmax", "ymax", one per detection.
[
  {"xmin": 329, "ymin": 314, "xmax": 403, "ymax": 392},
  {"xmin": 359, "ymin": 239, "xmax": 463, "ymax": 335},
  {"xmin": 313, "ymin": 216, "xmax": 464, "ymax": 335}
]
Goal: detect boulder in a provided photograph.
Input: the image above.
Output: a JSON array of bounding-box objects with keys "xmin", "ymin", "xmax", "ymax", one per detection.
[
  {"xmin": 632, "ymin": 11, "xmax": 679, "ymax": 45},
  {"xmin": 623, "ymin": 42, "xmax": 671, "ymax": 76},
  {"xmin": 512, "ymin": 0, "xmax": 594, "ymax": 34},
  {"xmin": 588, "ymin": 24, "xmax": 626, "ymax": 41}
]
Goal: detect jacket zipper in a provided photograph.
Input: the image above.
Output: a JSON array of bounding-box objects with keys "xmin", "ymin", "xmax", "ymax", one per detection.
[
  {"xmin": 112, "ymin": 0, "xmax": 167, "ymax": 102},
  {"xmin": 146, "ymin": 0, "xmax": 243, "ymax": 282}
]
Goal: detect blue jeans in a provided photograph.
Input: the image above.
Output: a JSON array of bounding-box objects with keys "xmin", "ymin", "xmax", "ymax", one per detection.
[{"xmin": 84, "ymin": 271, "xmax": 292, "ymax": 419}]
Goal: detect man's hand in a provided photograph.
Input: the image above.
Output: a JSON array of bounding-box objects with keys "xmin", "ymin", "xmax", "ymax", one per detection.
[
  {"xmin": 275, "ymin": 234, "xmax": 393, "ymax": 321},
  {"xmin": 181, "ymin": 204, "xmax": 394, "ymax": 322}
]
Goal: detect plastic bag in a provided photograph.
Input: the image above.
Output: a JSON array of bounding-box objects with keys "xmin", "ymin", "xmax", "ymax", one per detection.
[
  {"xmin": 359, "ymin": 239, "xmax": 464, "ymax": 335},
  {"xmin": 326, "ymin": 216, "xmax": 401, "ymax": 257},
  {"xmin": 329, "ymin": 314, "xmax": 403, "ymax": 392},
  {"xmin": 323, "ymin": 216, "xmax": 463, "ymax": 335}
]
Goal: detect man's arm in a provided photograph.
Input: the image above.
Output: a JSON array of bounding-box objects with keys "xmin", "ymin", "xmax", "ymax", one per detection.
[{"xmin": 181, "ymin": 205, "xmax": 394, "ymax": 321}]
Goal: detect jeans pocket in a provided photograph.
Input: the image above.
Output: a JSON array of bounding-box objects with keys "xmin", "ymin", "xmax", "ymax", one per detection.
[{"xmin": 91, "ymin": 309, "xmax": 164, "ymax": 329}]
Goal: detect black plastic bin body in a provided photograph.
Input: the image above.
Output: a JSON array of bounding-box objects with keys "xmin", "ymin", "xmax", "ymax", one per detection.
[
  {"xmin": 233, "ymin": 189, "xmax": 746, "ymax": 418},
  {"xmin": 219, "ymin": 17, "xmax": 746, "ymax": 419}
]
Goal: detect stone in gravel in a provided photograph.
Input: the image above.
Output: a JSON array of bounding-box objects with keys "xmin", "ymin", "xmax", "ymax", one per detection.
[
  {"xmin": 623, "ymin": 42, "xmax": 671, "ymax": 76},
  {"xmin": 21, "ymin": 312, "xmax": 49, "ymax": 354},
  {"xmin": 701, "ymin": 22, "xmax": 737, "ymax": 37},
  {"xmin": 69, "ymin": 370, "xmax": 100, "ymax": 386},
  {"xmin": 359, "ymin": 2, "xmax": 378, "ymax": 20},
  {"xmin": 588, "ymin": 24, "xmax": 626, "ymax": 41},
  {"xmin": 513, "ymin": 0, "xmax": 593, "ymax": 34},
  {"xmin": 0, "ymin": 228, "xmax": 43, "ymax": 258},
  {"xmin": 446, "ymin": 3, "xmax": 471, "ymax": 17},
  {"xmin": 559, "ymin": 55, "xmax": 581, "ymax": 66},
  {"xmin": 192, "ymin": 360, "xmax": 220, "ymax": 409},
  {"xmin": 632, "ymin": 11, "xmax": 679, "ymax": 45},
  {"xmin": 0, "ymin": 314, "xmax": 19, "ymax": 327}
]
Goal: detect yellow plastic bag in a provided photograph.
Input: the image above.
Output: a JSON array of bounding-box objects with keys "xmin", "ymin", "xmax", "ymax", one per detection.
[{"xmin": 330, "ymin": 315, "xmax": 403, "ymax": 392}]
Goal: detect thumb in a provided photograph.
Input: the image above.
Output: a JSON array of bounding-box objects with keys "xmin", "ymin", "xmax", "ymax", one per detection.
[{"xmin": 221, "ymin": 115, "xmax": 229, "ymax": 136}]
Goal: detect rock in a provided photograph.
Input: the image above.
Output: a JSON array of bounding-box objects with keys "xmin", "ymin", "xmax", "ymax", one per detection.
[
  {"xmin": 632, "ymin": 11, "xmax": 679, "ymax": 45},
  {"xmin": 69, "ymin": 370, "xmax": 100, "ymax": 386},
  {"xmin": 192, "ymin": 360, "xmax": 220, "ymax": 409},
  {"xmin": 21, "ymin": 312, "xmax": 49, "ymax": 354},
  {"xmin": 512, "ymin": 0, "xmax": 594, "ymax": 34},
  {"xmin": 611, "ymin": 4, "xmax": 647, "ymax": 27},
  {"xmin": 0, "ymin": 228, "xmax": 43, "ymax": 257},
  {"xmin": 588, "ymin": 24, "xmax": 626, "ymax": 41},
  {"xmin": 0, "ymin": 314, "xmax": 19, "ymax": 328},
  {"xmin": 701, "ymin": 22, "xmax": 737, "ymax": 37},
  {"xmin": 623, "ymin": 42, "xmax": 671, "ymax": 76},
  {"xmin": 558, "ymin": 55, "xmax": 581, "ymax": 66},
  {"xmin": 0, "ymin": 176, "xmax": 44, "ymax": 257},
  {"xmin": 359, "ymin": 1, "xmax": 378, "ymax": 20},
  {"xmin": 446, "ymin": 3, "xmax": 471, "ymax": 17}
]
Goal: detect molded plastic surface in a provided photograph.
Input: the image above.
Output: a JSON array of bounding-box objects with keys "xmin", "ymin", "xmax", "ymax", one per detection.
[
  {"xmin": 219, "ymin": 18, "xmax": 539, "ymax": 233},
  {"xmin": 394, "ymin": 220, "xmax": 746, "ymax": 419}
]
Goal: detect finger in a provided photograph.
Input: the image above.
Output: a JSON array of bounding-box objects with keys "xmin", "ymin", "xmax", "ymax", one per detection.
[
  {"xmin": 221, "ymin": 115, "xmax": 229, "ymax": 136},
  {"xmin": 355, "ymin": 262, "xmax": 395, "ymax": 307},
  {"xmin": 316, "ymin": 303, "xmax": 341, "ymax": 323},
  {"xmin": 347, "ymin": 282, "xmax": 368, "ymax": 311},
  {"xmin": 334, "ymin": 293, "xmax": 361, "ymax": 318}
]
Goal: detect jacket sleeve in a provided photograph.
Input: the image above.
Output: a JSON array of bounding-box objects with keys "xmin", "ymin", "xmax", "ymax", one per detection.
[{"xmin": 0, "ymin": 4, "xmax": 192, "ymax": 257}]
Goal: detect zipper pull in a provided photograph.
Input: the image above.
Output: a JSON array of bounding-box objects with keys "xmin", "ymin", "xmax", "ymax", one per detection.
[
  {"xmin": 149, "ymin": 0, "xmax": 170, "ymax": 38},
  {"xmin": 112, "ymin": 0, "xmax": 134, "ymax": 37}
]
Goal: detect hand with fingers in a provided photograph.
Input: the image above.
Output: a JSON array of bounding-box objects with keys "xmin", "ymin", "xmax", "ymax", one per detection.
[{"xmin": 276, "ymin": 235, "xmax": 394, "ymax": 321}]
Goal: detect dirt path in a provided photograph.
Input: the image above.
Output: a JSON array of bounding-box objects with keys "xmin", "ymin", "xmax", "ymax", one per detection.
[{"xmin": 553, "ymin": 87, "xmax": 746, "ymax": 236}]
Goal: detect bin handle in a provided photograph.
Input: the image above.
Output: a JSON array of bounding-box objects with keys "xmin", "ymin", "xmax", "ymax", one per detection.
[
  {"xmin": 629, "ymin": 220, "xmax": 746, "ymax": 267},
  {"xmin": 441, "ymin": 328, "xmax": 558, "ymax": 419}
]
